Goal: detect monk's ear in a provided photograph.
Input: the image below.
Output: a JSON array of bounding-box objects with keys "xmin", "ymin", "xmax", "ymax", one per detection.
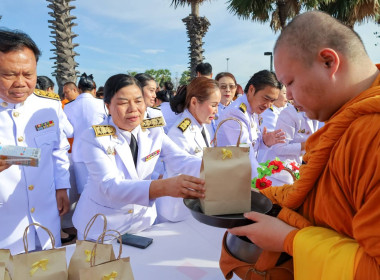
[{"xmin": 318, "ymin": 48, "xmax": 340, "ymax": 77}]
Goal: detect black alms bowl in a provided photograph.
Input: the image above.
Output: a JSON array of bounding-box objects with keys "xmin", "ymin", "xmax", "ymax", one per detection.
[{"xmin": 183, "ymin": 191, "xmax": 272, "ymax": 228}]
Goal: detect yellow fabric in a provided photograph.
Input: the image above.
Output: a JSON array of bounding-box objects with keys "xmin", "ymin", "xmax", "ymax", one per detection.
[
  {"xmin": 30, "ymin": 258, "xmax": 49, "ymax": 276},
  {"xmin": 294, "ymin": 227, "xmax": 359, "ymax": 280}
]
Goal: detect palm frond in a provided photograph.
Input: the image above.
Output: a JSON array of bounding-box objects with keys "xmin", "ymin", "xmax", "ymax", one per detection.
[{"xmin": 171, "ymin": 0, "xmax": 210, "ymax": 8}]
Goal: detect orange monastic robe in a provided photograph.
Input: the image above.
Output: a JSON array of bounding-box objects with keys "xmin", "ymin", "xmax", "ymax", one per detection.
[{"xmin": 262, "ymin": 66, "xmax": 380, "ymax": 279}]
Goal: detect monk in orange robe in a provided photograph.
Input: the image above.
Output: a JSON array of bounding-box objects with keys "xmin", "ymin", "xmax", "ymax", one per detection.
[{"xmin": 228, "ymin": 11, "xmax": 380, "ymax": 279}]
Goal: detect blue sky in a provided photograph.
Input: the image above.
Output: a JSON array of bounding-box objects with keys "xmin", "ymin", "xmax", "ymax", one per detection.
[{"xmin": 1, "ymin": 0, "xmax": 379, "ymax": 89}]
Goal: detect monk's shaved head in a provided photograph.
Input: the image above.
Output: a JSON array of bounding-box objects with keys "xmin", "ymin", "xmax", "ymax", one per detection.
[{"xmin": 274, "ymin": 11, "xmax": 368, "ymax": 66}]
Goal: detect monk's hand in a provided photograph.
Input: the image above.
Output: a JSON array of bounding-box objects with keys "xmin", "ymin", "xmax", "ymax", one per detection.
[
  {"xmin": 263, "ymin": 127, "xmax": 286, "ymax": 147},
  {"xmin": 228, "ymin": 211, "xmax": 296, "ymax": 252},
  {"xmin": 0, "ymin": 159, "xmax": 11, "ymax": 173},
  {"xmin": 56, "ymin": 189, "xmax": 70, "ymax": 216}
]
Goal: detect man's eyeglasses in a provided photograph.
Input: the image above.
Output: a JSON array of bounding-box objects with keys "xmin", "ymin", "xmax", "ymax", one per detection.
[{"xmin": 219, "ymin": 84, "xmax": 237, "ymax": 90}]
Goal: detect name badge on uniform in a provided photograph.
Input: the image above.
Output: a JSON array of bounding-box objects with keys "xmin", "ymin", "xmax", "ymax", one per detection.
[
  {"xmin": 35, "ymin": 120, "xmax": 55, "ymax": 131},
  {"xmin": 144, "ymin": 149, "xmax": 160, "ymax": 162}
]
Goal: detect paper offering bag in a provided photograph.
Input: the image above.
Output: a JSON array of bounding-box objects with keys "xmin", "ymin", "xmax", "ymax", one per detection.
[
  {"xmin": 68, "ymin": 214, "xmax": 116, "ymax": 280},
  {"xmin": 0, "ymin": 262, "xmax": 11, "ymax": 280},
  {"xmin": 0, "ymin": 249, "xmax": 12, "ymax": 279},
  {"xmin": 13, "ymin": 223, "xmax": 67, "ymax": 280},
  {"xmin": 79, "ymin": 232, "xmax": 134, "ymax": 280},
  {"xmin": 200, "ymin": 118, "xmax": 251, "ymax": 215}
]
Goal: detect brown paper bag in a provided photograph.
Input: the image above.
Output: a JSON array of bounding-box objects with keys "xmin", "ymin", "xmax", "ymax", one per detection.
[
  {"xmin": 200, "ymin": 117, "xmax": 251, "ymax": 215},
  {"xmin": 0, "ymin": 262, "xmax": 11, "ymax": 280},
  {"xmin": 0, "ymin": 249, "xmax": 12, "ymax": 279},
  {"xmin": 12, "ymin": 223, "xmax": 67, "ymax": 280},
  {"xmin": 79, "ymin": 232, "xmax": 134, "ymax": 280},
  {"xmin": 68, "ymin": 214, "xmax": 116, "ymax": 280}
]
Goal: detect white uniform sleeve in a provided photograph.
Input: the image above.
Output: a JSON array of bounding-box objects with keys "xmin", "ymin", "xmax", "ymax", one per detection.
[
  {"xmin": 216, "ymin": 110, "xmax": 251, "ymax": 147},
  {"xmin": 270, "ymin": 110, "xmax": 301, "ymax": 159},
  {"xmin": 161, "ymin": 134, "xmax": 201, "ymax": 178},
  {"xmin": 53, "ymin": 102, "xmax": 71, "ymax": 190}
]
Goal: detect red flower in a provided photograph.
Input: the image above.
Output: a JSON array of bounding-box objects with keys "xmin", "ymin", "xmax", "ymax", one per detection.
[
  {"xmin": 268, "ymin": 160, "xmax": 284, "ymax": 174},
  {"xmin": 256, "ymin": 177, "xmax": 272, "ymax": 190},
  {"xmin": 290, "ymin": 162, "xmax": 300, "ymax": 171}
]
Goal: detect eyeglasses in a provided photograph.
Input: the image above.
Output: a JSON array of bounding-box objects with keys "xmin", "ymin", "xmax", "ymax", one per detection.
[{"xmin": 219, "ymin": 84, "xmax": 237, "ymax": 90}]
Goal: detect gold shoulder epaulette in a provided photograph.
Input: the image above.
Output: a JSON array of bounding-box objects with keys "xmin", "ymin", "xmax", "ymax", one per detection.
[
  {"xmin": 269, "ymin": 106, "xmax": 274, "ymax": 111},
  {"xmin": 239, "ymin": 103, "xmax": 247, "ymax": 113},
  {"xmin": 34, "ymin": 89, "xmax": 60, "ymax": 101},
  {"xmin": 177, "ymin": 118, "xmax": 191, "ymax": 132},
  {"xmin": 92, "ymin": 125, "xmax": 116, "ymax": 137},
  {"xmin": 141, "ymin": 116, "xmax": 165, "ymax": 129}
]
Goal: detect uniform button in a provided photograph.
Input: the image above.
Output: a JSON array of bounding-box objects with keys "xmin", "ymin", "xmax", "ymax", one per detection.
[
  {"xmin": 30, "ymin": 207, "xmax": 35, "ymax": 213},
  {"xmin": 28, "ymin": 185, "xmax": 34, "ymax": 191},
  {"xmin": 128, "ymin": 209, "xmax": 133, "ymax": 214},
  {"xmin": 1, "ymin": 102, "xmax": 8, "ymax": 108},
  {"xmin": 13, "ymin": 111, "xmax": 20, "ymax": 117},
  {"xmin": 18, "ymin": 136, "xmax": 24, "ymax": 142}
]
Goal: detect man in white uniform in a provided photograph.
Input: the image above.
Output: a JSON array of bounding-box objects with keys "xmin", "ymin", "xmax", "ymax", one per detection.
[
  {"xmin": 63, "ymin": 73, "xmax": 108, "ymax": 194},
  {"xmin": 0, "ymin": 29, "xmax": 70, "ymax": 254}
]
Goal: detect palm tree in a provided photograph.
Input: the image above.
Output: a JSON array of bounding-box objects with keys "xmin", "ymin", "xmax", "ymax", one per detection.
[
  {"xmin": 171, "ymin": 0, "xmax": 211, "ymax": 78},
  {"xmin": 227, "ymin": 0, "xmax": 321, "ymax": 32},
  {"xmin": 318, "ymin": 0, "xmax": 380, "ymax": 28},
  {"xmin": 47, "ymin": 0, "xmax": 80, "ymax": 95}
]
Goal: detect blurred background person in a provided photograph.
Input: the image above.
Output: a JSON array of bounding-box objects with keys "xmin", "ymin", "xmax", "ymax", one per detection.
[
  {"xmin": 36, "ymin": 75, "xmax": 55, "ymax": 92},
  {"xmin": 134, "ymin": 73, "xmax": 163, "ymax": 119},
  {"xmin": 64, "ymin": 73, "xmax": 108, "ymax": 197},
  {"xmin": 96, "ymin": 86, "xmax": 104, "ymax": 99},
  {"xmin": 196, "ymin": 62, "xmax": 213, "ymax": 78}
]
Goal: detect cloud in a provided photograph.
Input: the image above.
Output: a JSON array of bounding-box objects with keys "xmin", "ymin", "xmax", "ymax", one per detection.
[{"xmin": 142, "ymin": 49, "xmax": 165, "ymax": 54}]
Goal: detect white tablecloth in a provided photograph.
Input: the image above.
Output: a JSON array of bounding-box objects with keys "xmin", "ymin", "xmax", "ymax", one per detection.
[{"xmin": 65, "ymin": 216, "xmax": 239, "ymax": 279}]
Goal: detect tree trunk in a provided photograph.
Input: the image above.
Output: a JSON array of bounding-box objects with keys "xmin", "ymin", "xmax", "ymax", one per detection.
[
  {"xmin": 47, "ymin": 0, "xmax": 79, "ymax": 96},
  {"xmin": 183, "ymin": 14, "xmax": 210, "ymax": 78},
  {"xmin": 191, "ymin": 2, "xmax": 199, "ymax": 17},
  {"xmin": 277, "ymin": 0, "xmax": 287, "ymax": 29}
]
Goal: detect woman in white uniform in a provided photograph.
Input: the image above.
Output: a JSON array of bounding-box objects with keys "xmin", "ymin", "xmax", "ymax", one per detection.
[
  {"xmin": 207, "ymin": 72, "xmax": 237, "ymax": 139},
  {"xmin": 72, "ymin": 74, "xmax": 205, "ymax": 240},
  {"xmin": 167, "ymin": 77, "xmax": 221, "ymax": 157},
  {"xmin": 134, "ymin": 73, "xmax": 164, "ymax": 119}
]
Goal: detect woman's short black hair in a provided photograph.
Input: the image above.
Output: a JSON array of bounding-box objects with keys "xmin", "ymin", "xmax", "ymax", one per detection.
[
  {"xmin": 78, "ymin": 72, "xmax": 96, "ymax": 92},
  {"xmin": 36, "ymin": 76, "xmax": 55, "ymax": 91},
  {"xmin": 0, "ymin": 28, "xmax": 41, "ymax": 61},
  {"xmin": 134, "ymin": 73, "xmax": 155, "ymax": 88},
  {"xmin": 244, "ymin": 70, "xmax": 282, "ymax": 94},
  {"xmin": 103, "ymin": 74, "xmax": 142, "ymax": 104}
]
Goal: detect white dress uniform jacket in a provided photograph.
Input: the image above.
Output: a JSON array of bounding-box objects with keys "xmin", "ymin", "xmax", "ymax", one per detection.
[
  {"xmin": 206, "ymin": 102, "xmax": 231, "ymax": 142},
  {"xmin": 217, "ymin": 94, "xmax": 263, "ymax": 157},
  {"xmin": 264, "ymin": 105, "xmax": 319, "ymax": 164},
  {"xmin": 72, "ymin": 117, "xmax": 201, "ymax": 240},
  {"xmin": 259, "ymin": 104, "xmax": 287, "ymax": 132},
  {"xmin": 146, "ymin": 106, "xmax": 164, "ymax": 119},
  {"xmin": 0, "ymin": 92, "xmax": 70, "ymax": 254},
  {"xmin": 167, "ymin": 109, "xmax": 211, "ymax": 157},
  {"xmin": 63, "ymin": 93, "xmax": 107, "ymax": 193},
  {"xmin": 160, "ymin": 102, "xmax": 181, "ymax": 134}
]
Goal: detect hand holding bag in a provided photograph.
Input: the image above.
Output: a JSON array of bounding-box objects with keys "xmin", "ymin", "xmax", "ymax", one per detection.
[
  {"xmin": 200, "ymin": 117, "xmax": 251, "ymax": 215},
  {"xmin": 79, "ymin": 232, "xmax": 134, "ymax": 280},
  {"xmin": 12, "ymin": 223, "xmax": 67, "ymax": 280},
  {"xmin": 68, "ymin": 213, "xmax": 116, "ymax": 280}
]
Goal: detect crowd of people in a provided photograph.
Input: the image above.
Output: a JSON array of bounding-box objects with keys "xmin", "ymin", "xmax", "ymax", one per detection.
[{"xmin": 0, "ymin": 10, "xmax": 379, "ymax": 279}]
